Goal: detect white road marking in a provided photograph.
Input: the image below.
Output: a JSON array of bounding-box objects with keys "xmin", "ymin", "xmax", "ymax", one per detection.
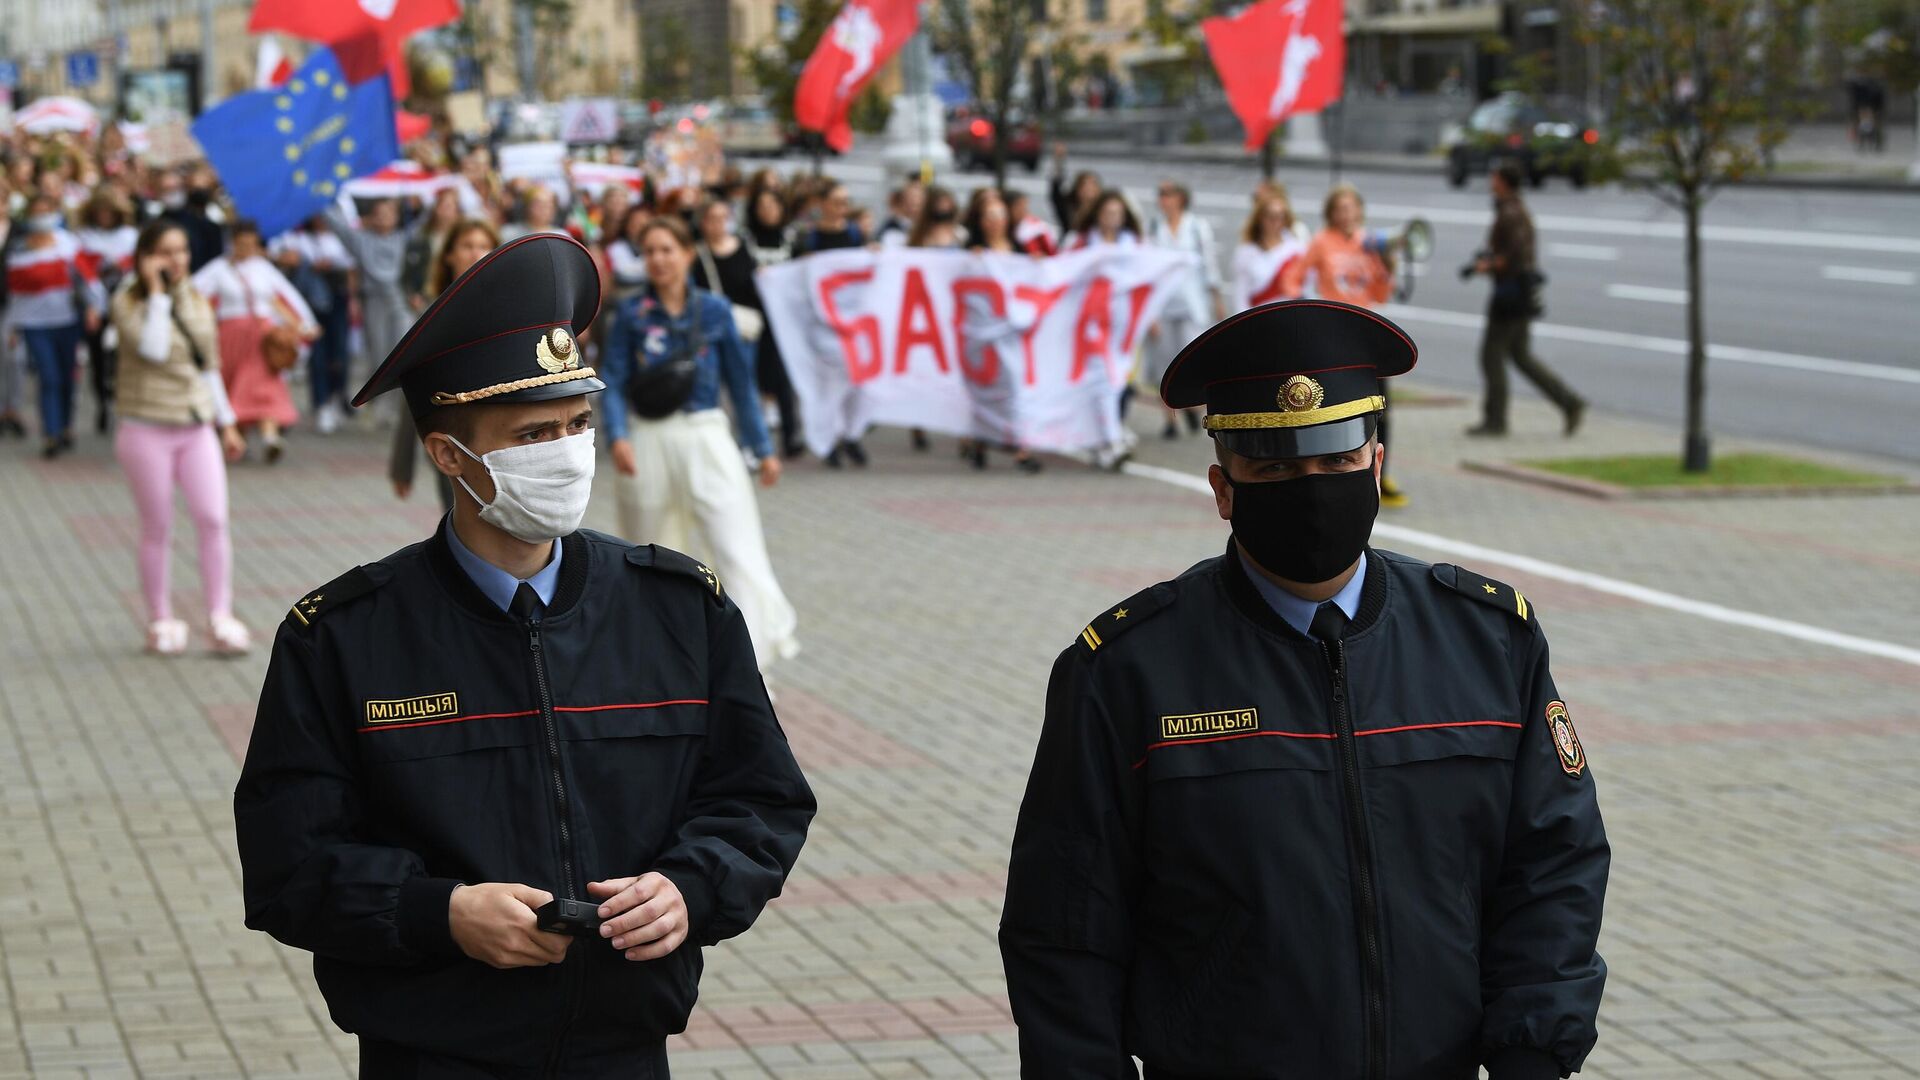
[
  {"xmin": 1820, "ymin": 265, "xmax": 1917, "ymax": 287},
  {"xmin": 1605, "ymin": 284, "xmax": 1689, "ymax": 304},
  {"xmin": 1122, "ymin": 462, "xmax": 1920, "ymax": 668},
  {"xmin": 1382, "ymin": 304, "xmax": 1920, "ymax": 386},
  {"xmin": 1547, "ymin": 243, "xmax": 1620, "ymax": 261}
]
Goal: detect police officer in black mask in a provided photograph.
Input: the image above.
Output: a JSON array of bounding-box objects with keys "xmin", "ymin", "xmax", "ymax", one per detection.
[{"xmin": 1000, "ymin": 299, "xmax": 1609, "ymax": 1080}]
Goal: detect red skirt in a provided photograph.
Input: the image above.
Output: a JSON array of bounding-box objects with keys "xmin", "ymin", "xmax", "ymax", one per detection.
[{"xmin": 219, "ymin": 315, "xmax": 299, "ymax": 427}]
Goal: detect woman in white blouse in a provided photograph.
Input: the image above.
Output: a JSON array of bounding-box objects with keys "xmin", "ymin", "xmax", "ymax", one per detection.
[
  {"xmin": 192, "ymin": 220, "xmax": 318, "ymax": 463},
  {"xmin": 1145, "ymin": 181, "xmax": 1224, "ymax": 439}
]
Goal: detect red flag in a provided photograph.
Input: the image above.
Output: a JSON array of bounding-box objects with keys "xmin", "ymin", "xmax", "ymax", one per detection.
[
  {"xmin": 793, "ymin": 0, "xmax": 919, "ymax": 153},
  {"xmin": 395, "ymin": 108, "xmax": 432, "ymax": 144},
  {"xmin": 1203, "ymin": 0, "xmax": 1344, "ymax": 151},
  {"xmin": 248, "ymin": 0, "xmax": 459, "ymax": 99}
]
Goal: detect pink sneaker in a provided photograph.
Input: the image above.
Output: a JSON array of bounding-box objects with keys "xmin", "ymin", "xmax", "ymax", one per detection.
[
  {"xmin": 209, "ymin": 614, "xmax": 253, "ymax": 656},
  {"xmin": 145, "ymin": 619, "xmax": 189, "ymax": 657}
]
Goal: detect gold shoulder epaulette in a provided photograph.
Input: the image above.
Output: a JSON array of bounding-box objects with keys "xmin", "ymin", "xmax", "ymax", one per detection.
[
  {"xmin": 1433, "ymin": 563, "xmax": 1538, "ymax": 629},
  {"xmin": 625, "ymin": 544, "xmax": 725, "ymax": 604},
  {"xmin": 285, "ymin": 565, "xmax": 390, "ymax": 631},
  {"xmin": 1077, "ymin": 582, "xmax": 1176, "ymax": 654}
]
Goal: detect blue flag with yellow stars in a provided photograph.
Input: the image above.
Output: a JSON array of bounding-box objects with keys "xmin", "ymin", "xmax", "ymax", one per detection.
[{"xmin": 191, "ymin": 48, "xmax": 396, "ymax": 239}]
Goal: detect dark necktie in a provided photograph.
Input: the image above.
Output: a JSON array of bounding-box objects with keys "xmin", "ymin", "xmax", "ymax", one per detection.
[
  {"xmin": 1309, "ymin": 600, "xmax": 1350, "ymax": 643},
  {"xmin": 509, "ymin": 581, "xmax": 544, "ymax": 623}
]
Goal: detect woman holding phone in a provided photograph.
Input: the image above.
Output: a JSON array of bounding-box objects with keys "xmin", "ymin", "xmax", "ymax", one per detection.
[{"xmin": 111, "ymin": 219, "xmax": 250, "ymax": 655}]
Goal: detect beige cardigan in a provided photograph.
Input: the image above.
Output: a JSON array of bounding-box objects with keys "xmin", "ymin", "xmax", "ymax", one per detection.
[{"xmin": 110, "ymin": 283, "xmax": 223, "ymax": 426}]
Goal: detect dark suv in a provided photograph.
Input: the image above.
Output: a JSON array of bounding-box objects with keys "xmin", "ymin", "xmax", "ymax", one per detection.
[{"xmin": 1444, "ymin": 94, "xmax": 1605, "ymax": 189}]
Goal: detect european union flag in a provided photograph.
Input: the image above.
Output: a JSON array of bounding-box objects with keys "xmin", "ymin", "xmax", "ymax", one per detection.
[{"xmin": 192, "ymin": 48, "xmax": 397, "ymax": 239}]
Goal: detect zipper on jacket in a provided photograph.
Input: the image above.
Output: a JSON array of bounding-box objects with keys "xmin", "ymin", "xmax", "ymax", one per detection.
[
  {"xmin": 526, "ymin": 611, "xmax": 586, "ymax": 1077},
  {"xmin": 525, "ymin": 613, "xmax": 578, "ymax": 896},
  {"xmin": 1327, "ymin": 639, "xmax": 1387, "ymax": 1080}
]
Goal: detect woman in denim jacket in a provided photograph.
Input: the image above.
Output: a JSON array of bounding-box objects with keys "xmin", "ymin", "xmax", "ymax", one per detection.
[{"xmin": 600, "ymin": 215, "xmax": 800, "ymax": 673}]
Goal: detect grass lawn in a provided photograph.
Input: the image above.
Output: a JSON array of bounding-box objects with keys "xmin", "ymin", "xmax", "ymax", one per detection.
[{"xmin": 1525, "ymin": 452, "xmax": 1901, "ymax": 489}]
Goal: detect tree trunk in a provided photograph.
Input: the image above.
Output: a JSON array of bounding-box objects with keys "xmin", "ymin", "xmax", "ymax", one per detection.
[{"xmin": 1681, "ymin": 190, "xmax": 1710, "ymax": 472}]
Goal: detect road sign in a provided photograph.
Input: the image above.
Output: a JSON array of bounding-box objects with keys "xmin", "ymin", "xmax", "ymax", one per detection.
[
  {"xmin": 67, "ymin": 51, "xmax": 99, "ymax": 87},
  {"xmin": 0, "ymin": 62, "xmax": 17, "ymax": 89},
  {"xmin": 559, "ymin": 98, "xmax": 617, "ymax": 145}
]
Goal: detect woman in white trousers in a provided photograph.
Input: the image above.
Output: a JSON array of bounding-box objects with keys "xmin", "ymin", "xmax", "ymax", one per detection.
[{"xmin": 599, "ymin": 214, "xmax": 800, "ymax": 671}]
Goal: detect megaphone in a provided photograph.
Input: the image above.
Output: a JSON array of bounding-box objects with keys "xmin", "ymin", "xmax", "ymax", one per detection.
[{"xmin": 1379, "ymin": 217, "xmax": 1434, "ymax": 301}]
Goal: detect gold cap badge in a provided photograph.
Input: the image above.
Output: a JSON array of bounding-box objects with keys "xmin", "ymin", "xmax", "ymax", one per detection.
[
  {"xmin": 1278, "ymin": 375, "xmax": 1325, "ymax": 413},
  {"xmin": 536, "ymin": 327, "xmax": 579, "ymax": 374}
]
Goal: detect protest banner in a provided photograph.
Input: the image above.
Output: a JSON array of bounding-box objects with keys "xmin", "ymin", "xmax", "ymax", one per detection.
[{"xmin": 758, "ymin": 246, "xmax": 1198, "ymax": 457}]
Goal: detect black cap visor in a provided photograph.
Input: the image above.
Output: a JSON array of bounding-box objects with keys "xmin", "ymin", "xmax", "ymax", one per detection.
[{"xmin": 1214, "ymin": 413, "xmax": 1378, "ymax": 460}]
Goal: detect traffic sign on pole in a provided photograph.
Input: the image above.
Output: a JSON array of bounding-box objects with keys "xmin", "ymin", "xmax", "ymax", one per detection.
[{"xmin": 67, "ymin": 51, "xmax": 100, "ymax": 87}]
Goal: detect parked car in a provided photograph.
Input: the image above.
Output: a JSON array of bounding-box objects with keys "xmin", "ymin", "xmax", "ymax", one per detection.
[
  {"xmin": 1443, "ymin": 93, "xmax": 1605, "ymax": 189},
  {"xmin": 945, "ymin": 106, "xmax": 1042, "ymax": 172},
  {"xmin": 719, "ymin": 99, "xmax": 785, "ymax": 157}
]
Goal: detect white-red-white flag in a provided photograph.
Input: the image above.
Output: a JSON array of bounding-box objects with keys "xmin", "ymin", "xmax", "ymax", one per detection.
[
  {"xmin": 1203, "ymin": 0, "xmax": 1344, "ymax": 150},
  {"xmin": 254, "ymin": 36, "xmax": 294, "ymax": 89},
  {"xmin": 793, "ymin": 0, "xmax": 919, "ymax": 153}
]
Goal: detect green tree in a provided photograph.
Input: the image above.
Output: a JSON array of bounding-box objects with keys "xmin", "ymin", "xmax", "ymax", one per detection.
[
  {"xmin": 927, "ymin": 0, "xmax": 1043, "ymax": 188},
  {"xmin": 525, "ymin": 0, "xmax": 576, "ymax": 99},
  {"xmin": 1579, "ymin": 0, "xmax": 1821, "ymax": 472},
  {"xmin": 643, "ymin": 14, "xmax": 695, "ymax": 103}
]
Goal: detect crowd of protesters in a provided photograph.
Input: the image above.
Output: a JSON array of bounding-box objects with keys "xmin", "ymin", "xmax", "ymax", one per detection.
[{"xmin": 0, "ymin": 122, "xmax": 1413, "ymax": 660}]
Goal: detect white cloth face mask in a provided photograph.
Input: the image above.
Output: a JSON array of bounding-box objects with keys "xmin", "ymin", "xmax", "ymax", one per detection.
[{"xmin": 449, "ymin": 429, "xmax": 597, "ymax": 543}]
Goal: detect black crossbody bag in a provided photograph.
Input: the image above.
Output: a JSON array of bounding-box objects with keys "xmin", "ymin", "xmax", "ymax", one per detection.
[{"xmin": 625, "ymin": 299, "xmax": 706, "ymax": 420}]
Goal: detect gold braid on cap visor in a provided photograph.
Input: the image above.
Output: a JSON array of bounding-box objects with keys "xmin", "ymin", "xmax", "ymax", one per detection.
[
  {"xmin": 430, "ymin": 367, "xmax": 599, "ymax": 406},
  {"xmin": 1203, "ymin": 395, "xmax": 1386, "ymax": 430}
]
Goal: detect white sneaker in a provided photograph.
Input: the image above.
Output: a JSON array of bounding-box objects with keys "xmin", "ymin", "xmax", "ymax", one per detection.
[
  {"xmin": 209, "ymin": 614, "xmax": 253, "ymax": 656},
  {"xmin": 145, "ymin": 619, "xmax": 189, "ymax": 657},
  {"xmin": 315, "ymin": 403, "xmax": 340, "ymax": 435}
]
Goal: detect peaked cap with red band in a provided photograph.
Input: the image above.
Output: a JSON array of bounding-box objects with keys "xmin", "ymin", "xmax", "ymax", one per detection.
[
  {"xmin": 1160, "ymin": 299, "xmax": 1417, "ymax": 459},
  {"xmin": 352, "ymin": 233, "xmax": 604, "ymax": 419}
]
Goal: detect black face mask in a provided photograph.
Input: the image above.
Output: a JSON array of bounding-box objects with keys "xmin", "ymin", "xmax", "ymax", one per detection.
[{"xmin": 1227, "ymin": 467, "xmax": 1380, "ymax": 584}]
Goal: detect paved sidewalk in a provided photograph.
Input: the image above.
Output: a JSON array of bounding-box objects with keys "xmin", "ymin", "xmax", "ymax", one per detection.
[{"xmin": 1, "ymin": 382, "xmax": 1918, "ymax": 1079}]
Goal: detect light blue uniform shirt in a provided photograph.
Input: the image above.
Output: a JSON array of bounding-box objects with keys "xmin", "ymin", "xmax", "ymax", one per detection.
[
  {"xmin": 1238, "ymin": 549, "xmax": 1368, "ymax": 640},
  {"xmin": 445, "ymin": 518, "xmax": 563, "ymax": 614}
]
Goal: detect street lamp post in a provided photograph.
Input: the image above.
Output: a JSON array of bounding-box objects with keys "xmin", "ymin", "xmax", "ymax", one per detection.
[{"xmin": 879, "ymin": 23, "xmax": 952, "ymax": 186}]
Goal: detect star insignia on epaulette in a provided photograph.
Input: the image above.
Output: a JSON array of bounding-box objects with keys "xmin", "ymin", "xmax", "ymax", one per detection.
[
  {"xmin": 1113, "ymin": 608, "xmax": 1129, "ymax": 619},
  {"xmin": 695, "ymin": 563, "xmax": 720, "ymax": 596},
  {"xmin": 291, "ymin": 594, "xmax": 324, "ymax": 625},
  {"xmin": 1483, "ymin": 583, "xmax": 1499, "ymax": 594}
]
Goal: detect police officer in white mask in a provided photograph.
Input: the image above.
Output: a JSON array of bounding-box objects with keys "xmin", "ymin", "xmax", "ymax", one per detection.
[{"xmin": 235, "ymin": 234, "xmax": 815, "ymax": 1078}]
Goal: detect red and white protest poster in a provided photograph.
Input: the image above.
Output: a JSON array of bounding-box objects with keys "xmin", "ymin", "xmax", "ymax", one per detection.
[{"xmin": 758, "ymin": 247, "xmax": 1199, "ymax": 457}]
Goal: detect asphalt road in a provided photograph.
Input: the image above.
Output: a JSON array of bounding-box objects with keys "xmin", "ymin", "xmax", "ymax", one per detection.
[{"xmin": 825, "ymin": 147, "xmax": 1920, "ymax": 465}]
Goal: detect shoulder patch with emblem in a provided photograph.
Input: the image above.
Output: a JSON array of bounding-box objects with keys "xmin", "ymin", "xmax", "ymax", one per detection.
[
  {"xmin": 285, "ymin": 564, "xmax": 392, "ymax": 631},
  {"xmin": 1432, "ymin": 563, "xmax": 1538, "ymax": 629},
  {"xmin": 1076, "ymin": 582, "xmax": 1177, "ymax": 654},
  {"xmin": 1545, "ymin": 700, "xmax": 1587, "ymax": 777},
  {"xmin": 625, "ymin": 544, "xmax": 725, "ymax": 605}
]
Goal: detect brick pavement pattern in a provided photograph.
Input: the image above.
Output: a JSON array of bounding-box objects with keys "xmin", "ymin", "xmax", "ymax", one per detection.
[{"xmin": 2, "ymin": 387, "xmax": 1918, "ymax": 1079}]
